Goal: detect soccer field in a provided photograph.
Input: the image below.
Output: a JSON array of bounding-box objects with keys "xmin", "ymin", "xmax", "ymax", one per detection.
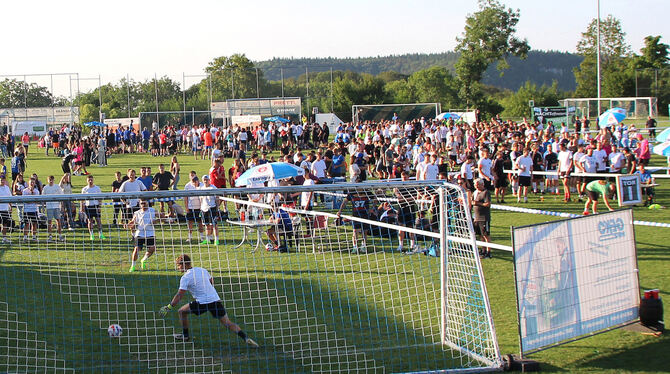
[{"xmin": 1, "ymin": 149, "xmax": 669, "ymax": 373}]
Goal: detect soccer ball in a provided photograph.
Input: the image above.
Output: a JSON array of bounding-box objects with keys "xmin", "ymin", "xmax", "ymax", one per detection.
[
  {"xmin": 108, "ymin": 324, "xmax": 123, "ymax": 338},
  {"xmin": 265, "ymin": 243, "xmax": 275, "ymax": 251}
]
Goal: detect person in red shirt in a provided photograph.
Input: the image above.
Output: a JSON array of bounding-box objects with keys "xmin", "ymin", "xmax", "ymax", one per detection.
[
  {"xmin": 21, "ymin": 132, "xmax": 31, "ymax": 158},
  {"xmin": 202, "ymin": 129, "xmax": 214, "ymax": 159},
  {"xmin": 209, "ymin": 158, "xmax": 226, "ymax": 189}
]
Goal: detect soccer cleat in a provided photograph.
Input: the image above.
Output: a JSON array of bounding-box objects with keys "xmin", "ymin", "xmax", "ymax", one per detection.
[
  {"xmin": 214, "ymin": 240, "xmax": 220, "ymax": 245},
  {"xmin": 90, "ymin": 234, "xmax": 95, "ymax": 241},
  {"xmin": 396, "ymin": 245, "xmax": 403, "ymax": 252},
  {"xmin": 245, "ymin": 337, "xmax": 259, "ymax": 347},
  {"xmin": 173, "ymin": 333, "xmax": 190, "ymax": 341},
  {"xmin": 140, "ymin": 259, "xmax": 146, "ymax": 270},
  {"xmin": 350, "ymin": 247, "xmax": 358, "ymax": 254},
  {"xmin": 58, "ymin": 235, "xmax": 65, "ymax": 241},
  {"xmin": 200, "ymin": 239, "xmax": 210, "ymax": 245},
  {"xmin": 99, "ymin": 233, "xmax": 106, "ymax": 239},
  {"xmin": 128, "ymin": 265, "xmax": 135, "ymax": 273}
]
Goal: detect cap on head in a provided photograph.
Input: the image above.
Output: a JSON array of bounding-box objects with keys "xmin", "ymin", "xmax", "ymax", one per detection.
[{"xmin": 201, "ymin": 175, "xmax": 210, "ymax": 181}]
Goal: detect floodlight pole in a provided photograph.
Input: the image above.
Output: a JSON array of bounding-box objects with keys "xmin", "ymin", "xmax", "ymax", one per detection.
[
  {"xmin": 596, "ymin": 0, "xmax": 601, "ymax": 115},
  {"xmin": 154, "ymin": 73, "xmax": 159, "ymax": 128}
]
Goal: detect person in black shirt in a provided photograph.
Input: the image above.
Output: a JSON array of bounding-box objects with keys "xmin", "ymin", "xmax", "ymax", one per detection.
[
  {"xmin": 111, "ymin": 171, "xmax": 127, "ymax": 224},
  {"xmin": 646, "ymin": 116, "xmax": 657, "ymax": 138},
  {"xmin": 152, "ymin": 163, "xmax": 175, "ymax": 215},
  {"xmin": 61, "ymin": 153, "xmax": 76, "ymax": 174},
  {"xmin": 544, "ymin": 143, "xmax": 559, "ymax": 195},
  {"xmin": 472, "ymin": 178, "xmax": 492, "ymax": 258},
  {"xmin": 492, "ymin": 149, "xmax": 507, "ymax": 203}
]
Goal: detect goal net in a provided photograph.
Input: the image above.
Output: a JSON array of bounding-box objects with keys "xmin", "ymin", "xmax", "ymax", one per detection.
[
  {"xmin": 352, "ymin": 103, "xmax": 441, "ymax": 124},
  {"xmin": 0, "ymin": 181, "xmax": 501, "ymax": 373},
  {"xmin": 559, "ymin": 97, "xmax": 658, "ymax": 120}
]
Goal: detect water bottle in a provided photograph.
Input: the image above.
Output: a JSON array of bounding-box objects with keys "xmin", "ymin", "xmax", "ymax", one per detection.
[{"xmin": 240, "ymin": 207, "xmax": 246, "ymax": 222}]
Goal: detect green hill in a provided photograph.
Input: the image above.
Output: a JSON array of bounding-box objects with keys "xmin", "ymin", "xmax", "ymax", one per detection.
[{"xmin": 255, "ymin": 50, "xmax": 582, "ymax": 91}]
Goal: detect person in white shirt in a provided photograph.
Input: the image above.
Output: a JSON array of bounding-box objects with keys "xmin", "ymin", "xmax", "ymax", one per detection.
[
  {"xmin": 183, "ymin": 172, "xmax": 204, "ymax": 243},
  {"xmin": 118, "ymin": 169, "xmax": 147, "ymax": 221},
  {"xmin": 592, "ymin": 141, "xmax": 608, "ymax": 173},
  {"xmin": 424, "ymin": 154, "xmax": 440, "ymax": 181},
  {"xmin": 608, "ymin": 145, "xmax": 625, "ymax": 173},
  {"xmin": 0, "ymin": 176, "xmax": 13, "ymax": 243},
  {"xmin": 42, "ymin": 175, "xmax": 64, "ymax": 242},
  {"xmin": 21, "ymin": 178, "xmax": 40, "ymax": 242},
  {"xmin": 199, "ymin": 175, "xmax": 220, "ymax": 245},
  {"xmin": 81, "ymin": 174, "xmax": 105, "ymax": 241},
  {"xmin": 158, "ymin": 254, "xmax": 259, "ymax": 346},
  {"xmin": 515, "ymin": 148, "xmax": 534, "ymax": 203},
  {"xmin": 127, "ymin": 199, "xmax": 160, "ymax": 272},
  {"xmin": 557, "ymin": 143, "xmax": 573, "ymax": 204},
  {"xmin": 477, "ymin": 149, "xmax": 494, "ymax": 190},
  {"xmin": 310, "ymin": 153, "xmax": 327, "ymax": 181}
]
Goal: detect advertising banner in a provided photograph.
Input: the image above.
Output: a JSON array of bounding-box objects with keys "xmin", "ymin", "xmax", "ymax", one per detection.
[
  {"xmin": 533, "ymin": 106, "xmax": 576, "ymax": 126},
  {"xmin": 104, "ymin": 118, "xmax": 140, "ymax": 131},
  {"xmin": 513, "ymin": 209, "xmax": 639, "ymax": 353}
]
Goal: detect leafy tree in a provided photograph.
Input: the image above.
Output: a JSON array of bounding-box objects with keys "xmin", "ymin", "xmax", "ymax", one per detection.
[
  {"xmin": 0, "ymin": 79, "xmax": 60, "ymax": 108},
  {"xmin": 636, "ymin": 35, "xmax": 669, "ymax": 69},
  {"xmin": 574, "ymin": 15, "xmax": 633, "ymax": 97},
  {"xmin": 206, "ymin": 54, "xmax": 264, "ymax": 100},
  {"xmin": 500, "ymin": 81, "xmax": 560, "ymax": 118},
  {"xmin": 454, "ymin": 0, "xmax": 530, "ymax": 105}
]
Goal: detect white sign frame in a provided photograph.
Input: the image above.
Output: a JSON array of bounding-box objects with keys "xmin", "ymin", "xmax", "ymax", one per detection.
[{"xmin": 616, "ymin": 174, "xmax": 643, "ymax": 206}]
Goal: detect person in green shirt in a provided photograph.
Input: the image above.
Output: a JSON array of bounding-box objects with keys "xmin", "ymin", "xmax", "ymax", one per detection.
[{"xmin": 583, "ymin": 179, "xmax": 616, "ymax": 215}]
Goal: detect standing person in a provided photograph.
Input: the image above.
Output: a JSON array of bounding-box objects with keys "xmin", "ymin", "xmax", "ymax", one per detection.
[
  {"xmin": 170, "ymin": 156, "xmax": 181, "ymax": 190},
  {"xmin": 515, "ymin": 148, "xmax": 533, "ymax": 203},
  {"xmin": 184, "ymin": 172, "xmax": 205, "ymax": 243},
  {"xmin": 199, "ymin": 175, "xmax": 220, "ymax": 245},
  {"xmin": 42, "ymin": 175, "xmax": 65, "ymax": 242},
  {"xmin": 336, "ymin": 188, "xmax": 370, "ymax": 254},
  {"xmin": 544, "ymin": 143, "xmax": 559, "ymax": 195},
  {"xmin": 583, "ymin": 179, "xmax": 616, "ymax": 215},
  {"xmin": 111, "ymin": 171, "xmax": 126, "ymax": 225},
  {"xmin": 0, "ymin": 176, "xmax": 13, "ymax": 244},
  {"xmin": 81, "ymin": 175, "xmax": 105, "ymax": 241},
  {"xmin": 21, "ymin": 178, "xmax": 40, "ymax": 242},
  {"xmin": 477, "ymin": 149, "xmax": 493, "ymax": 191},
  {"xmin": 97, "ymin": 135, "xmax": 107, "ymax": 166},
  {"xmin": 635, "ymin": 134, "xmax": 651, "ymax": 166},
  {"xmin": 12, "ymin": 173, "xmax": 27, "ymax": 227},
  {"xmin": 59, "ymin": 173, "xmax": 75, "ymax": 231},
  {"xmin": 152, "ymin": 164, "xmax": 175, "ymax": 215},
  {"xmin": 21, "ymin": 132, "xmax": 30, "ymax": 158},
  {"xmin": 127, "ymin": 199, "xmax": 160, "ymax": 272},
  {"xmin": 492, "ymin": 148, "xmax": 508, "ymax": 203},
  {"xmin": 646, "ymin": 116, "xmax": 657, "ymax": 138},
  {"xmin": 158, "ymin": 254, "xmax": 259, "ymax": 346},
  {"xmin": 394, "ymin": 171, "xmax": 417, "ymax": 253},
  {"xmin": 118, "ymin": 169, "xmax": 148, "ymax": 222},
  {"xmin": 472, "ymin": 178, "xmax": 492, "ymax": 258}
]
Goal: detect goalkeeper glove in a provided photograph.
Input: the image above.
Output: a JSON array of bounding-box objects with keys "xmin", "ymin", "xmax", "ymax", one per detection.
[{"xmin": 159, "ymin": 304, "xmax": 173, "ymax": 317}]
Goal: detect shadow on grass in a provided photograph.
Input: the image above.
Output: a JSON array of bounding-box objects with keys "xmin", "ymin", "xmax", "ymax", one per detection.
[
  {"xmin": 577, "ymin": 337, "xmax": 670, "ymax": 372},
  {"xmin": 0, "ymin": 262, "xmax": 493, "ymax": 373}
]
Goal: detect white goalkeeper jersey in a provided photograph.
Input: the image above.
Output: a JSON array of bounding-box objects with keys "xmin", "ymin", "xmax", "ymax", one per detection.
[
  {"xmin": 179, "ymin": 267, "xmax": 221, "ymax": 304},
  {"xmin": 132, "ymin": 207, "xmax": 156, "ymax": 238}
]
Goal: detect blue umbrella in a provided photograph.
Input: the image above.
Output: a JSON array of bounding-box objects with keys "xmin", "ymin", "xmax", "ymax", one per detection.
[
  {"xmin": 598, "ymin": 108, "xmax": 627, "ymax": 128},
  {"xmin": 235, "ymin": 162, "xmax": 305, "ymax": 186},
  {"xmin": 84, "ymin": 121, "xmax": 106, "ymax": 127},
  {"xmin": 655, "ymin": 127, "xmax": 670, "ymax": 143},
  {"xmin": 653, "ymin": 141, "xmax": 670, "ymax": 157},
  {"xmin": 436, "ymin": 112, "xmax": 461, "ymax": 121},
  {"xmin": 263, "ymin": 116, "xmax": 290, "ymax": 123}
]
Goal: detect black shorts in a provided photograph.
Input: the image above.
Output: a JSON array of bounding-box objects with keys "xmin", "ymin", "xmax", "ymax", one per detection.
[
  {"xmin": 587, "ymin": 190, "xmax": 601, "ymax": 201},
  {"xmin": 135, "ymin": 236, "xmax": 156, "ymax": 249},
  {"xmin": 398, "ymin": 207, "xmax": 415, "ymax": 227},
  {"xmin": 483, "ymin": 179, "xmax": 493, "ymax": 191},
  {"xmin": 494, "ymin": 176, "xmax": 508, "ymax": 189},
  {"xmin": 201, "ymin": 208, "xmax": 218, "ymax": 225},
  {"xmin": 519, "ymin": 176, "xmax": 531, "ymax": 187},
  {"xmin": 352, "ymin": 213, "xmax": 369, "ymax": 231},
  {"xmin": 0, "ymin": 211, "xmax": 12, "ymax": 227},
  {"xmin": 186, "ymin": 209, "xmax": 201, "ymax": 222},
  {"xmin": 474, "ymin": 221, "xmax": 490, "ymax": 237},
  {"xmin": 23, "ymin": 211, "xmax": 39, "ymax": 224},
  {"xmin": 639, "ymin": 158, "xmax": 649, "ymax": 166},
  {"xmin": 125, "ymin": 206, "xmax": 140, "ymax": 220},
  {"xmin": 124, "ymin": 139, "xmax": 131, "ymax": 146},
  {"xmin": 85, "ymin": 206, "xmax": 100, "ymax": 219},
  {"xmin": 189, "ymin": 300, "xmax": 226, "ymax": 318}
]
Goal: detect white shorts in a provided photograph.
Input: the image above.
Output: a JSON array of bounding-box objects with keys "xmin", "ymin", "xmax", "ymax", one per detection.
[{"xmin": 46, "ymin": 208, "xmax": 61, "ymax": 221}]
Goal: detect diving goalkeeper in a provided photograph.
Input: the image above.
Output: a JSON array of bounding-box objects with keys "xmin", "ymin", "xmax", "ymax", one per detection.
[{"xmin": 159, "ymin": 254, "xmax": 259, "ymax": 347}]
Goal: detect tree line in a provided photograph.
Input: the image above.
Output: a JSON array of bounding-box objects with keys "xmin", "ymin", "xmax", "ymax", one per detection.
[{"xmin": 0, "ymin": 1, "xmax": 667, "ymax": 124}]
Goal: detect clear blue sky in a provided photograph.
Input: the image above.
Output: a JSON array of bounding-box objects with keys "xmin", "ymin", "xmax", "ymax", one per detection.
[{"xmin": 1, "ymin": 0, "xmax": 667, "ymax": 95}]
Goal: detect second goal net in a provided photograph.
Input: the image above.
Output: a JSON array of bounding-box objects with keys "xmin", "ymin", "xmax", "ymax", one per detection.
[{"xmin": 0, "ymin": 180, "xmax": 500, "ymax": 373}]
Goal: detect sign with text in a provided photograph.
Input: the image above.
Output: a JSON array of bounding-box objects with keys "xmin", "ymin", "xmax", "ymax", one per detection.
[
  {"xmin": 532, "ymin": 106, "xmax": 576, "ymax": 126},
  {"xmin": 616, "ymin": 175, "xmax": 643, "ymax": 206},
  {"xmin": 513, "ymin": 209, "xmax": 639, "ymax": 353}
]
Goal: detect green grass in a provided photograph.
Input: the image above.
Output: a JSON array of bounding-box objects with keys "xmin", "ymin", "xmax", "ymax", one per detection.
[{"xmin": 0, "ymin": 147, "xmax": 668, "ymax": 373}]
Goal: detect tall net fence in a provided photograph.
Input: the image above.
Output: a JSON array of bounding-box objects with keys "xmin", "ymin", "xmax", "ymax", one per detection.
[
  {"xmin": 353, "ymin": 103, "xmax": 441, "ymax": 124},
  {"xmin": 0, "ymin": 181, "xmax": 500, "ymax": 373}
]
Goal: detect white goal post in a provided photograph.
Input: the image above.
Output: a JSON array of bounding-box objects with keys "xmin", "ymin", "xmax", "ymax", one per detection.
[{"xmin": 0, "ymin": 181, "xmax": 501, "ymax": 373}]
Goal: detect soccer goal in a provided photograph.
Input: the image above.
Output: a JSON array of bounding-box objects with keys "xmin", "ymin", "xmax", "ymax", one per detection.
[
  {"xmin": 559, "ymin": 97, "xmax": 658, "ymax": 120},
  {"xmin": 0, "ymin": 181, "xmax": 501, "ymax": 373},
  {"xmin": 352, "ymin": 103, "xmax": 441, "ymax": 123}
]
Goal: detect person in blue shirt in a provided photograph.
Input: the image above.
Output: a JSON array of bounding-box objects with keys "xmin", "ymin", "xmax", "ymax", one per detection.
[
  {"xmin": 266, "ymin": 205, "xmax": 293, "ymax": 252},
  {"xmin": 142, "ymin": 127, "xmax": 151, "ymax": 153},
  {"xmin": 329, "ymin": 148, "xmax": 345, "ymax": 177},
  {"xmin": 634, "ymin": 164, "xmax": 655, "ymax": 205}
]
